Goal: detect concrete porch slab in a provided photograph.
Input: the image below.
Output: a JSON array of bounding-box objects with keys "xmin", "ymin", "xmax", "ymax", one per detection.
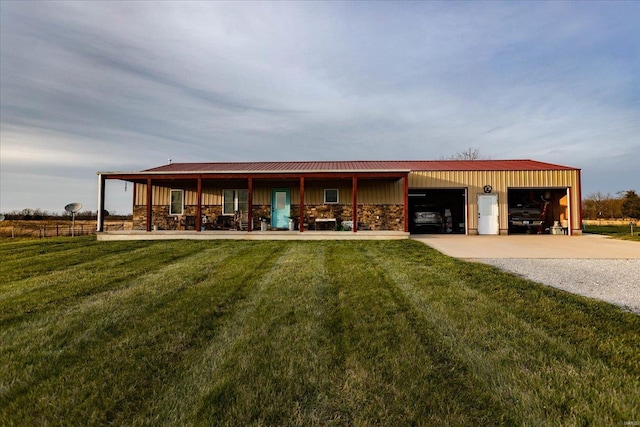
[{"xmin": 97, "ymin": 230, "xmax": 410, "ymax": 241}]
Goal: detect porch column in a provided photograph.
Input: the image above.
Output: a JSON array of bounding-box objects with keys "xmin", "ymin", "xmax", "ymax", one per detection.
[
  {"xmin": 132, "ymin": 180, "xmax": 137, "ymax": 211},
  {"xmin": 196, "ymin": 177, "xmax": 202, "ymax": 232},
  {"xmin": 299, "ymin": 177, "xmax": 305, "ymax": 232},
  {"xmin": 248, "ymin": 177, "xmax": 253, "ymax": 232},
  {"xmin": 96, "ymin": 174, "xmax": 106, "ymax": 232},
  {"xmin": 146, "ymin": 177, "xmax": 152, "ymax": 232},
  {"xmin": 404, "ymin": 174, "xmax": 409, "ymax": 233},
  {"xmin": 352, "ymin": 176, "xmax": 358, "ymax": 232}
]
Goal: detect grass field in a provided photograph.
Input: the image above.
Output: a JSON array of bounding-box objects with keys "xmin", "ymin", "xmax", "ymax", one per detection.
[
  {"xmin": 1, "ymin": 237, "xmax": 638, "ymax": 425},
  {"xmin": 583, "ymin": 223, "xmax": 640, "ymax": 241}
]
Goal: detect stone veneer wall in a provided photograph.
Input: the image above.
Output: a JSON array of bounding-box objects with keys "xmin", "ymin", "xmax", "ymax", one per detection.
[
  {"xmin": 303, "ymin": 204, "xmax": 404, "ymax": 231},
  {"xmin": 133, "ymin": 203, "xmax": 404, "ymax": 231},
  {"xmin": 357, "ymin": 204, "xmax": 404, "ymax": 231},
  {"xmin": 133, "ymin": 205, "xmax": 223, "ymax": 230}
]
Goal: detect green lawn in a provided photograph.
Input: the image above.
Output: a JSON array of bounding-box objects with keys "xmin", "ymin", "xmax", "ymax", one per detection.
[
  {"xmin": 583, "ymin": 223, "xmax": 640, "ymax": 241},
  {"xmin": 1, "ymin": 237, "xmax": 638, "ymax": 426}
]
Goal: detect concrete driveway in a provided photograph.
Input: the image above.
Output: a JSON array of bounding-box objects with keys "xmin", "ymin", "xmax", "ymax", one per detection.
[
  {"xmin": 412, "ymin": 234, "xmax": 640, "ymax": 314},
  {"xmin": 411, "ymin": 234, "xmax": 640, "ymax": 259}
]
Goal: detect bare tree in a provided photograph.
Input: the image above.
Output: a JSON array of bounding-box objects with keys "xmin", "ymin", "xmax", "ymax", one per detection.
[
  {"xmin": 442, "ymin": 147, "xmax": 486, "ymax": 160},
  {"xmin": 582, "ymin": 192, "xmax": 623, "ymax": 219}
]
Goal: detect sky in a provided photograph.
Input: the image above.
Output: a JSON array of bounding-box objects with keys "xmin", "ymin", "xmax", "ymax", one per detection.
[{"xmin": 1, "ymin": 1, "xmax": 638, "ymax": 215}]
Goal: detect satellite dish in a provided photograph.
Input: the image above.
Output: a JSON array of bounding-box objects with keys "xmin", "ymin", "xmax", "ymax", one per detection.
[
  {"xmin": 64, "ymin": 202, "xmax": 82, "ymax": 237},
  {"xmin": 65, "ymin": 203, "xmax": 83, "ymax": 213},
  {"xmin": 0, "ymin": 215, "xmax": 5, "ymax": 222},
  {"xmin": 102, "ymin": 209, "xmax": 110, "ymax": 217}
]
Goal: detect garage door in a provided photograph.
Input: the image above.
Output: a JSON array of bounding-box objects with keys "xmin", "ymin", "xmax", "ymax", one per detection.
[
  {"xmin": 409, "ymin": 189, "xmax": 467, "ymax": 234},
  {"xmin": 508, "ymin": 188, "xmax": 570, "ymax": 235}
]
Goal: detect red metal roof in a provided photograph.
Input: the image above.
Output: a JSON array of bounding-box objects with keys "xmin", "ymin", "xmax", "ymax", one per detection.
[{"xmin": 143, "ymin": 159, "xmax": 577, "ymax": 173}]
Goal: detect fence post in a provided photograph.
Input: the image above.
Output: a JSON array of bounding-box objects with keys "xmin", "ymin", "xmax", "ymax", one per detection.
[{"xmin": 57, "ymin": 224, "xmax": 59, "ymax": 236}]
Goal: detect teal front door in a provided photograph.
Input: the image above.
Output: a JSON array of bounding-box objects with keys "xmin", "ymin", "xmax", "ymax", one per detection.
[{"xmin": 271, "ymin": 188, "xmax": 291, "ymax": 229}]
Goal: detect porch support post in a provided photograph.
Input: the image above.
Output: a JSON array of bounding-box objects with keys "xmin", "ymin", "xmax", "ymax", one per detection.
[
  {"xmin": 97, "ymin": 174, "xmax": 106, "ymax": 232},
  {"xmin": 146, "ymin": 177, "xmax": 152, "ymax": 232},
  {"xmin": 132, "ymin": 180, "xmax": 137, "ymax": 210},
  {"xmin": 352, "ymin": 176, "xmax": 358, "ymax": 232},
  {"xmin": 196, "ymin": 177, "xmax": 202, "ymax": 232},
  {"xmin": 248, "ymin": 177, "xmax": 253, "ymax": 232},
  {"xmin": 404, "ymin": 174, "xmax": 409, "ymax": 233},
  {"xmin": 299, "ymin": 177, "xmax": 305, "ymax": 232}
]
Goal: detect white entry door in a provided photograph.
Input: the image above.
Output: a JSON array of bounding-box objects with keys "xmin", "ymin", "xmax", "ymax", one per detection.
[{"xmin": 478, "ymin": 194, "xmax": 499, "ymax": 235}]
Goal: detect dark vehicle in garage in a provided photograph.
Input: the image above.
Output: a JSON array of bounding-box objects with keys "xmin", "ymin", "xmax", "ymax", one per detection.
[
  {"xmin": 509, "ymin": 203, "xmax": 543, "ymax": 233},
  {"xmin": 413, "ymin": 206, "xmax": 444, "ymax": 232}
]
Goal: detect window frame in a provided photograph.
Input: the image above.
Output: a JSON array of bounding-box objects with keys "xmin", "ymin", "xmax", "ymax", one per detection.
[
  {"xmin": 222, "ymin": 189, "xmax": 249, "ymax": 215},
  {"xmin": 324, "ymin": 188, "xmax": 339, "ymax": 204},
  {"xmin": 169, "ymin": 189, "xmax": 184, "ymax": 216}
]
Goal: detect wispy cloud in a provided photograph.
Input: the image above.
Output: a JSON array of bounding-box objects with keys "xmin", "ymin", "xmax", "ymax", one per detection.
[{"xmin": 1, "ymin": 1, "xmax": 638, "ymax": 212}]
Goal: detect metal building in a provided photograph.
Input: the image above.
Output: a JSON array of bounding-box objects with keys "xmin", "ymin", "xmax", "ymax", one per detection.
[{"xmin": 97, "ymin": 159, "xmax": 581, "ymax": 238}]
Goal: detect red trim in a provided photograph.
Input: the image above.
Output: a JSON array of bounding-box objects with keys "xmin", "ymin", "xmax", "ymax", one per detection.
[
  {"xmin": 196, "ymin": 178, "xmax": 202, "ymax": 232},
  {"xmin": 352, "ymin": 176, "xmax": 358, "ymax": 232},
  {"xmin": 299, "ymin": 177, "xmax": 305, "ymax": 232},
  {"xmin": 132, "ymin": 181, "xmax": 137, "ymax": 210},
  {"xmin": 576, "ymin": 170, "xmax": 583, "ymax": 232},
  {"xmin": 146, "ymin": 178, "xmax": 152, "ymax": 232},
  {"xmin": 101, "ymin": 172, "xmax": 407, "ymax": 181},
  {"xmin": 248, "ymin": 177, "xmax": 253, "ymax": 232}
]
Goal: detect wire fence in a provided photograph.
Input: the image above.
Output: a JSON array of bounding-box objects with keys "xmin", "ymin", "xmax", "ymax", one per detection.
[{"xmin": 0, "ymin": 222, "xmax": 127, "ymax": 238}]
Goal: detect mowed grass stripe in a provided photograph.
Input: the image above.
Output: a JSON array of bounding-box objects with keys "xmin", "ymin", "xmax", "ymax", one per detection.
[
  {"xmin": 0, "ymin": 237, "xmax": 101, "ymax": 261},
  {"xmin": 142, "ymin": 242, "xmax": 338, "ymax": 426},
  {"xmin": 322, "ymin": 242, "xmax": 513, "ymax": 425},
  {"xmin": 1, "ymin": 241, "xmax": 286, "ymax": 425},
  {"xmin": 366, "ymin": 240, "xmax": 640, "ymax": 424},
  {"xmin": 0, "ymin": 237, "xmax": 151, "ymax": 282},
  {"xmin": 0, "ymin": 240, "xmax": 215, "ymax": 325}
]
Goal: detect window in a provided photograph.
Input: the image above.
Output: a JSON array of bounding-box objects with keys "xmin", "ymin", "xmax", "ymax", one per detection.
[
  {"xmin": 222, "ymin": 189, "xmax": 248, "ymax": 215},
  {"xmin": 324, "ymin": 189, "xmax": 339, "ymax": 204},
  {"xmin": 170, "ymin": 189, "xmax": 184, "ymax": 215}
]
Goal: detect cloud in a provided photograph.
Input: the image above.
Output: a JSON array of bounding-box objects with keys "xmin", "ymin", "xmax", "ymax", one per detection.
[{"xmin": 1, "ymin": 1, "xmax": 638, "ymax": 212}]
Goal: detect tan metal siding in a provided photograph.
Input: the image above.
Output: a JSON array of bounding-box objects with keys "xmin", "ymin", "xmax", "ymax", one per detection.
[
  {"xmin": 301, "ymin": 180, "xmax": 351, "ymax": 205},
  {"xmin": 136, "ymin": 179, "xmax": 402, "ymax": 206},
  {"xmin": 409, "ymin": 170, "xmax": 580, "ymax": 234},
  {"xmin": 358, "ymin": 179, "xmax": 403, "ymax": 204}
]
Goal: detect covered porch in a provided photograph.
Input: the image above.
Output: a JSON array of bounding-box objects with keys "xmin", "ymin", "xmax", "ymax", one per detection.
[{"xmin": 97, "ymin": 168, "xmax": 410, "ymax": 238}]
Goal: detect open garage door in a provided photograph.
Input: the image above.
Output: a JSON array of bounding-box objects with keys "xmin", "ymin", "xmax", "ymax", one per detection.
[
  {"xmin": 508, "ymin": 188, "xmax": 570, "ymax": 235},
  {"xmin": 409, "ymin": 189, "xmax": 467, "ymax": 234}
]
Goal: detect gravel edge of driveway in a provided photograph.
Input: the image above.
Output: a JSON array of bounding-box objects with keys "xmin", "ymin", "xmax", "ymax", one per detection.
[{"xmin": 470, "ymin": 258, "xmax": 640, "ymax": 315}]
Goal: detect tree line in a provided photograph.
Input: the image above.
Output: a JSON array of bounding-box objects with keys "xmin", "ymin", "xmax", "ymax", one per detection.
[{"xmin": 582, "ymin": 190, "xmax": 640, "ymax": 220}]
